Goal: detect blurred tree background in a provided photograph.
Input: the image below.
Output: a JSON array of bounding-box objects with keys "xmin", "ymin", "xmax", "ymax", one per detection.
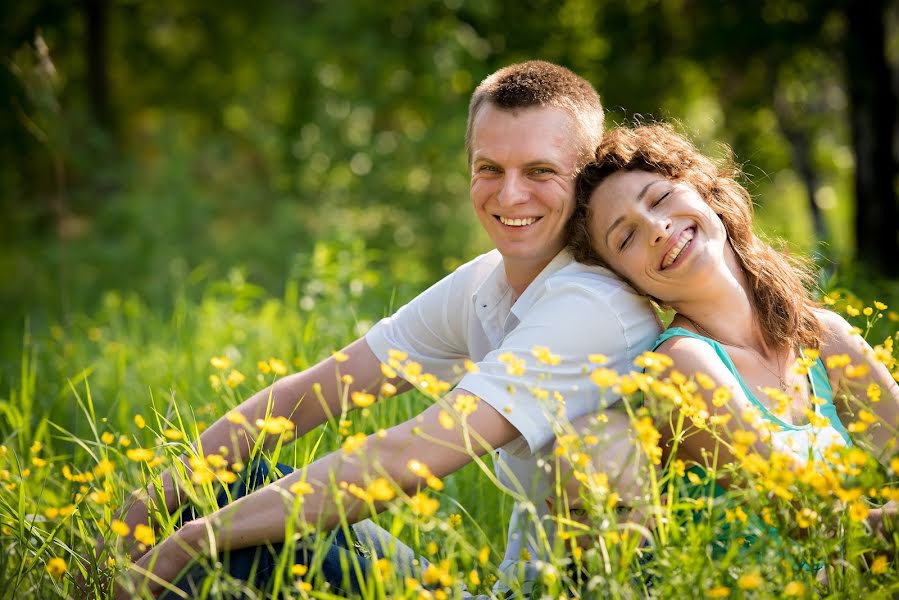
[{"xmin": 2, "ymin": 0, "xmax": 898, "ymax": 367}]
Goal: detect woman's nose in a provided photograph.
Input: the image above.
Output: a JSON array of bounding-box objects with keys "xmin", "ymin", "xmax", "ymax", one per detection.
[{"xmin": 649, "ymin": 217, "xmax": 672, "ymax": 245}]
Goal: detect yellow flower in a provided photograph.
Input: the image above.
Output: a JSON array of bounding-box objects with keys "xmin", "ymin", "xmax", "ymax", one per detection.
[
  {"xmin": 426, "ymin": 475, "xmax": 444, "ymax": 491},
  {"xmin": 100, "ymin": 432, "xmax": 115, "ymax": 445},
  {"xmin": 268, "ymin": 358, "xmax": 288, "ymax": 375},
  {"xmin": 255, "ymin": 416, "xmax": 295, "ymax": 436},
  {"xmin": 32, "ymin": 456, "xmax": 48, "ymax": 468},
  {"xmin": 110, "ymin": 520, "xmax": 130, "ymax": 537},
  {"xmin": 163, "ymin": 428, "xmax": 183, "ymax": 441},
  {"xmin": 478, "ymin": 546, "xmax": 490, "ymax": 565},
  {"xmin": 469, "ymin": 569, "xmax": 480, "ymax": 586},
  {"xmin": 871, "ymin": 554, "xmax": 888, "ymax": 574},
  {"xmin": 463, "ymin": 359, "xmax": 479, "ymax": 373},
  {"xmin": 531, "ymin": 345, "xmax": 561, "ymax": 365},
  {"xmin": 498, "ymin": 352, "xmax": 526, "ymax": 376},
  {"xmin": 257, "ymin": 360, "xmax": 272, "ymax": 374},
  {"xmin": 342, "ymin": 432, "xmax": 367, "ymax": 455},
  {"xmin": 796, "ymin": 508, "xmax": 818, "ymax": 528},
  {"xmin": 848, "ymin": 501, "xmax": 870, "ymax": 522},
  {"xmin": 423, "ymin": 559, "xmax": 454, "ymax": 587},
  {"xmin": 590, "ymin": 368, "xmax": 618, "ymax": 389},
  {"xmin": 366, "ymin": 478, "xmax": 395, "ymax": 501},
  {"xmin": 737, "ymin": 572, "xmax": 762, "ymax": 590},
  {"xmin": 634, "ymin": 351, "xmax": 673, "ymax": 373},
  {"xmin": 375, "ymin": 558, "xmax": 392, "ymax": 578},
  {"xmin": 891, "ymin": 457, "xmax": 899, "ymax": 474},
  {"xmin": 845, "ymin": 364, "xmax": 870, "ymax": 379},
  {"xmin": 864, "ymin": 307, "xmax": 874, "ymax": 316},
  {"xmin": 351, "ymin": 392, "xmax": 376, "ymax": 408},
  {"xmin": 846, "ymin": 305, "xmax": 860, "ymax": 317},
  {"xmin": 448, "ymin": 513, "xmax": 462, "ymax": 527},
  {"xmin": 634, "ymin": 416, "xmax": 662, "ymax": 464},
  {"xmin": 868, "ymin": 383, "xmax": 882, "ymax": 402},
  {"xmin": 133, "ymin": 523, "xmax": 156, "ymax": 546},
  {"xmin": 289, "ymin": 481, "xmax": 314, "ymax": 496},
  {"xmin": 410, "ymin": 492, "xmax": 439, "ymax": 516},
  {"xmin": 332, "ymin": 351, "xmax": 350, "ymax": 363},
  {"xmin": 210, "ymin": 356, "xmax": 232, "ymax": 370},
  {"xmin": 407, "ymin": 459, "xmax": 432, "ymax": 478},
  {"xmin": 388, "ymin": 349, "xmax": 408, "ymax": 362},
  {"xmin": 226, "ymin": 411, "xmax": 247, "ymax": 424},
  {"xmin": 704, "ymin": 586, "xmax": 730, "ymax": 598},
  {"xmin": 784, "ymin": 581, "xmax": 806, "ymax": 597},
  {"xmin": 695, "ymin": 372, "xmax": 716, "ymax": 390},
  {"xmin": 826, "ymin": 354, "xmax": 851, "ymax": 369},
  {"xmin": 134, "ymin": 414, "xmax": 146, "ymax": 429},
  {"xmin": 712, "ymin": 386, "xmax": 731, "ymax": 407},
  {"xmin": 874, "ymin": 301, "xmax": 888, "ymax": 310},
  {"xmin": 589, "ymin": 354, "xmax": 609, "ymax": 365},
  {"xmin": 452, "ymin": 394, "xmax": 478, "ymax": 416},
  {"xmin": 438, "ymin": 410, "xmax": 455, "ymax": 430},
  {"xmin": 126, "ymin": 448, "xmax": 156, "ymax": 462},
  {"xmin": 46, "ymin": 557, "xmax": 66, "ymax": 578},
  {"xmin": 226, "ymin": 369, "xmax": 246, "ymax": 388},
  {"xmin": 291, "ymin": 563, "xmax": 308, "ymax": 576},
  {"xmin": 380, "ymin": 382, "xmax": 397, "ymax": 397},
  {"xmin": 90, "ymin": 490, "xmax": 111, "ymax": 504}
]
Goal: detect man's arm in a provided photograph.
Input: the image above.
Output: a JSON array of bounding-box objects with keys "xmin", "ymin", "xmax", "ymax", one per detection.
[
  {"xmin": 117, "ymin": 389, "xmax": 519, "ymax": 597},
  {"xmin": 114, "ymin": 338, "xmax": 403, "ymax": 553}
]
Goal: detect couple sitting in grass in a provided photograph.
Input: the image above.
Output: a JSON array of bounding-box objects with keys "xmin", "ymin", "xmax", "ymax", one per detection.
[{"xmin": 103, "ymin": 61, "xmax": 899, "ymax": 598}]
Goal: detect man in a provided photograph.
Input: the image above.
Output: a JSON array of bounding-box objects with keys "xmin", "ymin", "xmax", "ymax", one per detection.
[{"xmin": 113, "ymin": 60, "xmax": 661, "ymax": 598}]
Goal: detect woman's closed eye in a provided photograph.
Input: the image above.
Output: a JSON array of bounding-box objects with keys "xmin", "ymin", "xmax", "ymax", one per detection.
[
  {"xmin": 618, "ymin": 229, "xmax": 634, "ymax": 252},
  {"xmin": 651, "ymin": 190, "xmax": 671, "ymax": 208}
]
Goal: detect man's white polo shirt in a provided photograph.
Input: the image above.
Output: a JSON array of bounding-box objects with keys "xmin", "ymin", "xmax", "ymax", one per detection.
[{"xmin": 365, "ymin": 248, "xmax": 660, "ymax": 590}]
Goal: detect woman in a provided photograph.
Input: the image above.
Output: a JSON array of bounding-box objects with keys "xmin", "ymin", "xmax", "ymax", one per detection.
[{"xmin": 567, "ymin": 122, "xmax": 899, "ymax": 500}]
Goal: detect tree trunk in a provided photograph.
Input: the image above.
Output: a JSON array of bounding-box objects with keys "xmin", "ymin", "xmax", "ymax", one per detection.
[
  {"xmin": 85, "ymin": 0, "xmax": 111, "ymax": 130},
  {"xmin": 844, "ymin": 0, "xmax": 899, "ymax": 276}
]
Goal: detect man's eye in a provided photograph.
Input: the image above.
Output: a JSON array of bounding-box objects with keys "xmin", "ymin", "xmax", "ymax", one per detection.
[
  {"xmin": 478, "ymin": 165, "xmax": 499, "ymax": 173},
  {"xmin": 652, "ymin": 190, "xmax": 671, "ymax": 208},
  {"xmin": 532, "ymin": 167, "xmax": 553, "ymax": 176}
]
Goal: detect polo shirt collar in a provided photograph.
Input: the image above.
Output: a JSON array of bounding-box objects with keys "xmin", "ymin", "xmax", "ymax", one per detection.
[
  {"xmin": 471, "ymin": 248, "xmax": 574, "ymax": 319},
  {"xmin": 510, "ymin": 248, "xmax": 573, "ymax": 319}
]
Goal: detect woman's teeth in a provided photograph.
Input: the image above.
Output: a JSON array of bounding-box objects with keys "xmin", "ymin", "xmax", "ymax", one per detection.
[
  {"xmin": 499, "ymin": 216, "xmax": 537, "ymax": 227},
  {"xmin": 662, "ymin": 228, "xmax": 695, "ymax": 268}
]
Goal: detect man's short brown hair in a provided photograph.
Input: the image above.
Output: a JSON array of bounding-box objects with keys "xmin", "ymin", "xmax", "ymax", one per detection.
[{"xmin": 466, "ymin": 60, "xmax": 604, "ymax": 169}]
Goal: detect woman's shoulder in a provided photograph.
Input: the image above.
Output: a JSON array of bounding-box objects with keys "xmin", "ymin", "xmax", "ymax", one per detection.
[{"xmin": 810, "ymin": 308, "xmax": 856, "ymax": 352}]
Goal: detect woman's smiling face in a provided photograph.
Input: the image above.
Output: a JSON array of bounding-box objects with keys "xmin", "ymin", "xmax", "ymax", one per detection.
[{"xmin": 587, "ymin": 169, "xmax": 729, "ymax": 303}]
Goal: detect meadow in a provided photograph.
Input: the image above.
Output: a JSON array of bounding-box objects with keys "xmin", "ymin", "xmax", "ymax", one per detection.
[{"xmin": 2, "ymin": 247, "xmax": 899, "ymax": 598}]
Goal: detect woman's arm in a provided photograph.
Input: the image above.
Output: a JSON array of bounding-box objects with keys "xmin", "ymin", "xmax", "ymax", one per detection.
[
  {"xmin": 116, "ymin": 388, "xmax": 519, "ymax": 597},
  {"xmin": 817, "ymin": 309, "xmax": 899, "ymax": 459}
]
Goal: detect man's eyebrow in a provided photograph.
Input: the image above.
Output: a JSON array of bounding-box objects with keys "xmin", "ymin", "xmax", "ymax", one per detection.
[{"xmin": 603, "ymin": 179, "xmax": 665, "ymax": 249}]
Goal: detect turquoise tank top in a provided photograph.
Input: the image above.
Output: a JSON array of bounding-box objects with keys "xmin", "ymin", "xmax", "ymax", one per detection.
[{"xmin": 654, "ymin": 327, "xmax": 851, "ymax": 458}]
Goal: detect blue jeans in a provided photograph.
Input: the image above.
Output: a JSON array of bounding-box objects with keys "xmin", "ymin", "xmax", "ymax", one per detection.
[{"xmin": 159, "ymin": 461, "xmax": 428, "ymax": 598}]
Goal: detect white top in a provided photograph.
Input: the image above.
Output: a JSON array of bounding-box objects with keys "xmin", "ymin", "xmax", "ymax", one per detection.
[{"xmin": 365, "ymin": 248, "xmax": 661, "ymax": 594}]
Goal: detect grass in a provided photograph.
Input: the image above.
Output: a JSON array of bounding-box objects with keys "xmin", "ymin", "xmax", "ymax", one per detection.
[{"xmin": 1, "ymin": 264, "xmax": 899, "ymax": 599}]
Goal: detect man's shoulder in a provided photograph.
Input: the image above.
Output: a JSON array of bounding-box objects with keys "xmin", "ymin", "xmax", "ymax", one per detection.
[
  {"xmin": 444, "ymin": 249, "xmax": 504, "ymax": 288},
  {"xmin": 545, "ymin": 258, "xmax": 637, "ymax": 298}
]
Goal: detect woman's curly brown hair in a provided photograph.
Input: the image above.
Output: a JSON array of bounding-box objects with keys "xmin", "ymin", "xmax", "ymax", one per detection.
[{"xmin": 568, "ymin": 123, "xmax": 821, "ymax": 350}]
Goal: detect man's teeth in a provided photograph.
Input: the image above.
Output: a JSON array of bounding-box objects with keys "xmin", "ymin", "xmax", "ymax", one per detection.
[
  {"xmin": 662, "ymin": 228, "xmax": 695, "ymax": 268},
  {"xmin": 499, "ymin": 217, "xmax": 538, "ymax": 227}
]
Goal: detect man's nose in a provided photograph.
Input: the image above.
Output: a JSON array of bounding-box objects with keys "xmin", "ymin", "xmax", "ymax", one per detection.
[{"xmin": 497, "ymin": 173, "xmax": 529, "ymax": 206}]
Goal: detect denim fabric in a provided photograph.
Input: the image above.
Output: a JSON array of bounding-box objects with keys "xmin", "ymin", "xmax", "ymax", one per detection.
[{"xmin": 159, "ymin": 461, "xmax": 373, "ymax": 598}]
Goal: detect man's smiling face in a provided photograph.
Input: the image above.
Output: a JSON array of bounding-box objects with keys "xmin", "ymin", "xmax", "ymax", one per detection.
[{"xmin": 469, "ymin": 104, "xmax": 580, "ymax": 273}]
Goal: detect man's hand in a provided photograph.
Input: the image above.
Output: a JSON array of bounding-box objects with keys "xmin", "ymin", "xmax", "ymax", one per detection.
[{"xmin": 114, "ymin": 519, "xmax": 205, "ymax": 600}]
